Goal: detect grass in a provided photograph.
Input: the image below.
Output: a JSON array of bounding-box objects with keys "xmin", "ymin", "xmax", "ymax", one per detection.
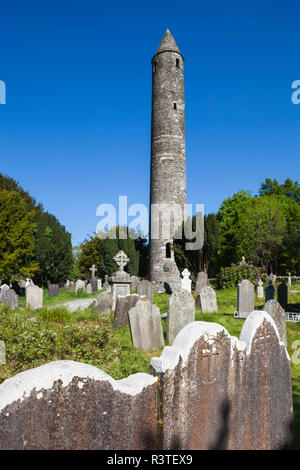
[{"xmin": 1, "ymin": 284, "xmax": 300, "ymax": 447}]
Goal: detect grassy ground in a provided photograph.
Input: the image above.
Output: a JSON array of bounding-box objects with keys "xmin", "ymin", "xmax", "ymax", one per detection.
[{"xmin": 0, "ymin": 285, "xmax": 300, "ymax": 447}]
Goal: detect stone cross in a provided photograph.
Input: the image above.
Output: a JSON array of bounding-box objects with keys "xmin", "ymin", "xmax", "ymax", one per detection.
[
  {"xmin": 89, "ymin": 264, "xmax": 97, "ymax": 279},
  {"xmin": 113, "ymin": 250, "xmax": 130, "ymax": 272}
]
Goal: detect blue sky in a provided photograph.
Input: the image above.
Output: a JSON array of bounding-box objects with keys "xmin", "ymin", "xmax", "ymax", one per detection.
[{"xmin": 0, "ymin": 0, "xmax": 299, "ymax": 245}]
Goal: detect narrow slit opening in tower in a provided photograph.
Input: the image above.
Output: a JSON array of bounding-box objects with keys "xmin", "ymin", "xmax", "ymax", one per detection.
[
  {"xmin": 166, "ymin": 243, "xmax": 172, "ymax": 258},
  {"xmin": 153, "ymin": 61, "xmax": 157, "ymax": 72},
  {"xmin": 173, "ymin": 102, "xmax": 177, "ymax": 110},
  {"xmin": 176, "ymin": 58, "xmax": 180, "ymax": 69}
]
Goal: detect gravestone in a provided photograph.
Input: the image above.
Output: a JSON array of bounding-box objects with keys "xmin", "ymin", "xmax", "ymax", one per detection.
[
  {"xmin": 257, "ymin": 279, "xmax": 264, "ymax": 298},
  {"xmin": 113, "ymin": 294, "xmax": 141, "ymax": 328},
  {"xmin": 103, "ymin": 275, "xmax": 110, "ymax": 290},
  {"xmin": 26, "ymin": 285, "xmax": 43, "ymax": 310},
  {"xmin": 18, "ymin": 280, "xmax": 26, "ymax": 289},
  {"xmin": 75, "ymin": 280, "xmax": 85, "ymax": 293},
  {"xmin": 137, "ymin": 280, "xmax": 153, "ymax": 304},
  {"xmin": 128, "ymin": 299, "xmax": 164, "ymax": 350},
  {"xmin": 288, "ymin": 273, "xmax": 292, "ymax": 294},
  {"xmin": 197, "ymin": 286, "xmax": 217, "ymax": 313},
  {"xmin": 0, "ymin": 341, "xmax": 5, "ymax": 364},
  {"xmin": 167, "ymin": 288, "xmax": 195, "ymax": 344},
  {"xmin": 0, "ymin": 284, "xmax": 10, "ymax": 300},
  {"xmin": 264, "ymin": 300, "xmax": 287, "ymax": 347},
  {"xmin": 93, "ymin": 291, "xmax": 113, "ymax": 316},
  {"xmin": 270, "ymin": 273, "xmax": 277, "ymax": 286},
  {"xmin": 195, "ymin": 272, "xmax": 208, "ymax": 294},
  {"xmin": 236, "ymin": 280, "xmax": 254, "ymax": 318},
  {"xmin": 130, "ymin": 276, "xmax": 139, "ymax": 292},
  {"xmin": 1, "ymin": 289, "xmax": 19, "ymax": 310},
  {"xmin": 181, "ymin": 268, "xmax": 192, "ymax": 293},
  {"xmin": 277, "ymin": 282, "xmax": 288, "ymax": 311},
  {"xmin": 89, "ymin": 264, "xmax": 97, "ymax": 279},
  {"xmin": 111, "ymin": 251, "xmax": 132, "ymax": 310},
  {"xmin": 97, "ymin": 279, "xmax": 102, "ymax": 290},
  {"xmin": 90, "ymin": 278, "xmax": 98, "ymax": 293},
  {"xmin": 48, "ymin": 284, "xmax": 59, "ymax": 297},
  {"xmin": 86, "ymin": 283, "xmax": 92, "ymax": 294},
  {"xmin": 69, "ymin": 281, "xmax": 75, "ymax": 290},
  {"xmin": 265, "ymin": 280, "xmax": 275, "ymax": 302}
]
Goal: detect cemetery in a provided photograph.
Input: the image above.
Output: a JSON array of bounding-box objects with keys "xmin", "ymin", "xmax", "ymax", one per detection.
[{"xmin": 1, "ymin": 18, "xmax": 300, "ymax": 451}]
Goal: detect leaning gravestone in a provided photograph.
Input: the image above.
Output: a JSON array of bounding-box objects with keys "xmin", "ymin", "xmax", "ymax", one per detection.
[
  {"xmin": 167, "ymin": 288, "xmax": 195, "ymax": 344},
  {"xmin": 195, "ymin": 272, "xmax": 208, "ymax": 294},
  {"xmin": 113, "ymin": 294, "xmax": 141, "ymax": 328},
  {"xmin": 128, "ymin": 299, "xmax": 164, "ymax": 350},
  {"xmin": 265, "ymin": 280, "xmax": 275, "ymax": 302},
  {"xmin": 197, "ymin": 286, "xmax": 217, "ymax": 313},
  {"xmin": 1, "ymin": 289, "xmax": 19, "ymax": 310},
  {"xmin": 86, "ymin": 284, "xmax": 92, "ymax": 294},
  {"xmin": 93, "ymin": 291, "xmax": 113, "ymax": 316},
  {"xmin": 26, "ymin": 285, "xmax": 43, "ymax": 310},
  {"xmin": 257, "ymin": 279, "xmax": 264, "ymax": 298},
  {"xmin": 277, "ymin": 282, "xmax": 288, "ymax": 311},
  {"xmin": 264, "ymin": 300, "xmax": 287, "ymax": 347},
  {"xmin": 48, "ymin": 284, "xmax": 59, "ymax": 297},
  {"xmin": 236, "ymin": 280, "xmax": 254, "ymax": 318},
  {"xmin": 137, "ymin": 280, "xmax": 153, "ymax": 304}
]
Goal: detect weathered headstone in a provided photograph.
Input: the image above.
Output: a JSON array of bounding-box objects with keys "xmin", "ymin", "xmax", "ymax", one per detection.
[
  {"xmin": 130, "ymin": 276, "xmax": 139, "ymax": 292},
  {"xmin": 128, "ymin": 299, "xmax": 164, "ymax": 350},
  {"xmin": 48, "ymin": 284, "xmax": 59, "ymax": 297},
  {"xmin": 0, "ymin": 284, "xmax": 10, "ymax": 300},
  {"xmin": 26, "ymin": 285, "xmax": 43, "ymax": 310},
  {"xmin": 277, "ymin": 282, "xmax": 288, "ymax": 311},
  {"xmin": 86, "ymin": 283, "xmax": 92, "ymax": 294},
  {"xmin": 167, "ymin": 288, "xmax": 195, "ymax": 344},
  {"xmin": 1, "ymin": 289, "xmax": 19, "ymax": 310},
  {"xmin": 0, "ymin": 341, "xmax": 5, "ymax": 364},
  {"xmin": 264, "ymin": 300, "xmax": 287, "ymax": 347},
  {"xmin": 195, "ymin": 271, "xmax": 208, "ymax": 294},
  {"xmin": 93, "ymin": 291, "xmax": 113, "ymax": 316},
  {"xmin": 90, "ymin": 278, "xmax": 98, "ymax": 293},
  {"xmin": 97, "ymin": 279, "xmax": 102, "ymax": 291},
  {"xmin": 181, "ymin": 268, "xmax": 192, "ymax": 293},
  {"xmin": 265, "ymin": 280, "xmax": 275, "ymax": 302},
  {"xmin": 257, "ymin": 279, "xmax": 264, "ymax": 298},
  {"xmin": 75, "ymin": 280, "xmax": 85, "ymax": 294},
  {"xmin": 103, "ymin": 275, "xmax": 110, "ymax": 290},
  {"xmin": 197, "ymin": 286, "xmax": 217, "ymax": 313},
  {"xmin": 111, "ymin": 251, "xmax": 132, "ymax": 310},
  {"xmin": 236, "ymin": 279, "xmax": 254, "ymax": 318},
  {"xmin": 137, "ymin": 280, "xmax": 153, "ymax": 304},
  {"xmin": 113, "ymin": 294, "xmax": 141, "ymax": 328}
]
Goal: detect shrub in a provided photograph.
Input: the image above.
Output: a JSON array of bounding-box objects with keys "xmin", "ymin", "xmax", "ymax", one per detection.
[
  {"xmin": 215, "ymin": 261, "xmax": 268, "ymax": 289},
  {"xmin": 38, "ymin": 306, "xmax": 71, "ymax": 323}
]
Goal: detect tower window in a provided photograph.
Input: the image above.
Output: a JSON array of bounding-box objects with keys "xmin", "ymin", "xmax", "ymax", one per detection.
[
  {"xmin": 176, "ymin": 58, "xmax": 180, "ymax": 69},
  {"xmin": 166, "ymin": 243, "xmax": 172, "ymax": 258},
  {"xmin": 173, "ymin": 102, "xmax": 177, "ymax": 110}
]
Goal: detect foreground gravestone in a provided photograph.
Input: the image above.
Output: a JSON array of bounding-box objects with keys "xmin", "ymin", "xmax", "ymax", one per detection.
[
  {"xmin": 48, "ymin": 284, "xmax": 59, "ymax": 297},
  {"xmin": 93, "ymin": 292, "xmax": 113, "ymax": 316},
  {"xmin": 196, "ymin": 286, "xmax": 217, "ymax": 313},
  {"xmin": 113, "ymin": 294, "xmax": 141, "ymax": 328},
  {"xmin": 26, "ymin": 285, "xmax": 43, "ymax": 310},
  {"xmin": 181, "ymin": 269, "xmax": 192, "ymax": 293},
  {"xmin": 277, "ymin": 282, "xmax": 288, "ymax": 311},
  {"xmin": 75, "ymin": 280, "xmax": 85, "ymax": 294},
  {"xmin": 167, "ymin": 288, "xmax": 195, "ymax": 344},
  {"xmin": 0, "ymin": 312, "xmax": 293, "ymax": 450},
  {"xmin": 128, "ymin": 299, "xmax": 164, "ymax": 350},
  {"xmin": 195, "ymin": 272, "xmax": 208, "ymax": 294},
  {"xmin": 0, "ymin": 341, "xmax": 5, "ymax": 364},
  {"xmin": 236, "ymin": 280, "xmax": 254, "ymax": 318},
  {"xmin": 150, "ymin": 311, "xmax": 293, "ymax": 450},
  {"xmin": 264, "ymin": 300, "xmax": 287, "ymax": 347},
  {"xmin": 265, "ymin": 280, "xmax": 275, "ymax": 302},
  {"xmin": 1, "ymin": 289, "xmax": 19, "ymax": 310},
  {"xmin": 137, "ymin": 280, "xmax": 153, "ymax": 304},
  {"xmin": 257, "ymin": 279, "xmax": 264, "ymax": 298},
  {"xmin": 0, "ymin": 360, "xmax": 158, "ymax": 450}
]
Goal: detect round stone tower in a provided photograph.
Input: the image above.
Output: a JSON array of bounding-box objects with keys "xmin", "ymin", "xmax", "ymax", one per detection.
[{"xmin": 149, "ymin": 29, "xmax": 187, "ymax": 292}]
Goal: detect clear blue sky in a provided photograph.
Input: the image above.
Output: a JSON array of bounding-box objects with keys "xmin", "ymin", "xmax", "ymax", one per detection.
[{"xmin": 0, "ymin": 0, "xmax": 299, "ymax": 245}]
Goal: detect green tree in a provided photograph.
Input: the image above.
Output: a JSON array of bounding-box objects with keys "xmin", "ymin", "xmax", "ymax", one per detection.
[
  {"xmin": 0, "ymin": 190, "xmax": 39, "ymax": 280},
  {"xmin": 33, "ymin": 211, "xmax": 73, "ymax": 286},
  {"xmin": 259, "ymin": 178, "xmax": 300, "ymax": 204},
  {"xmin": 0, "ymin": 172, "xmax": 42, "ymax": 211}
]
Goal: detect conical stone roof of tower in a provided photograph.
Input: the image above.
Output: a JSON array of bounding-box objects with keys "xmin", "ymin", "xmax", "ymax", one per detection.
[{"xmin": 155, "ymin": 29, "xmax": 182, "ymax": 56}]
